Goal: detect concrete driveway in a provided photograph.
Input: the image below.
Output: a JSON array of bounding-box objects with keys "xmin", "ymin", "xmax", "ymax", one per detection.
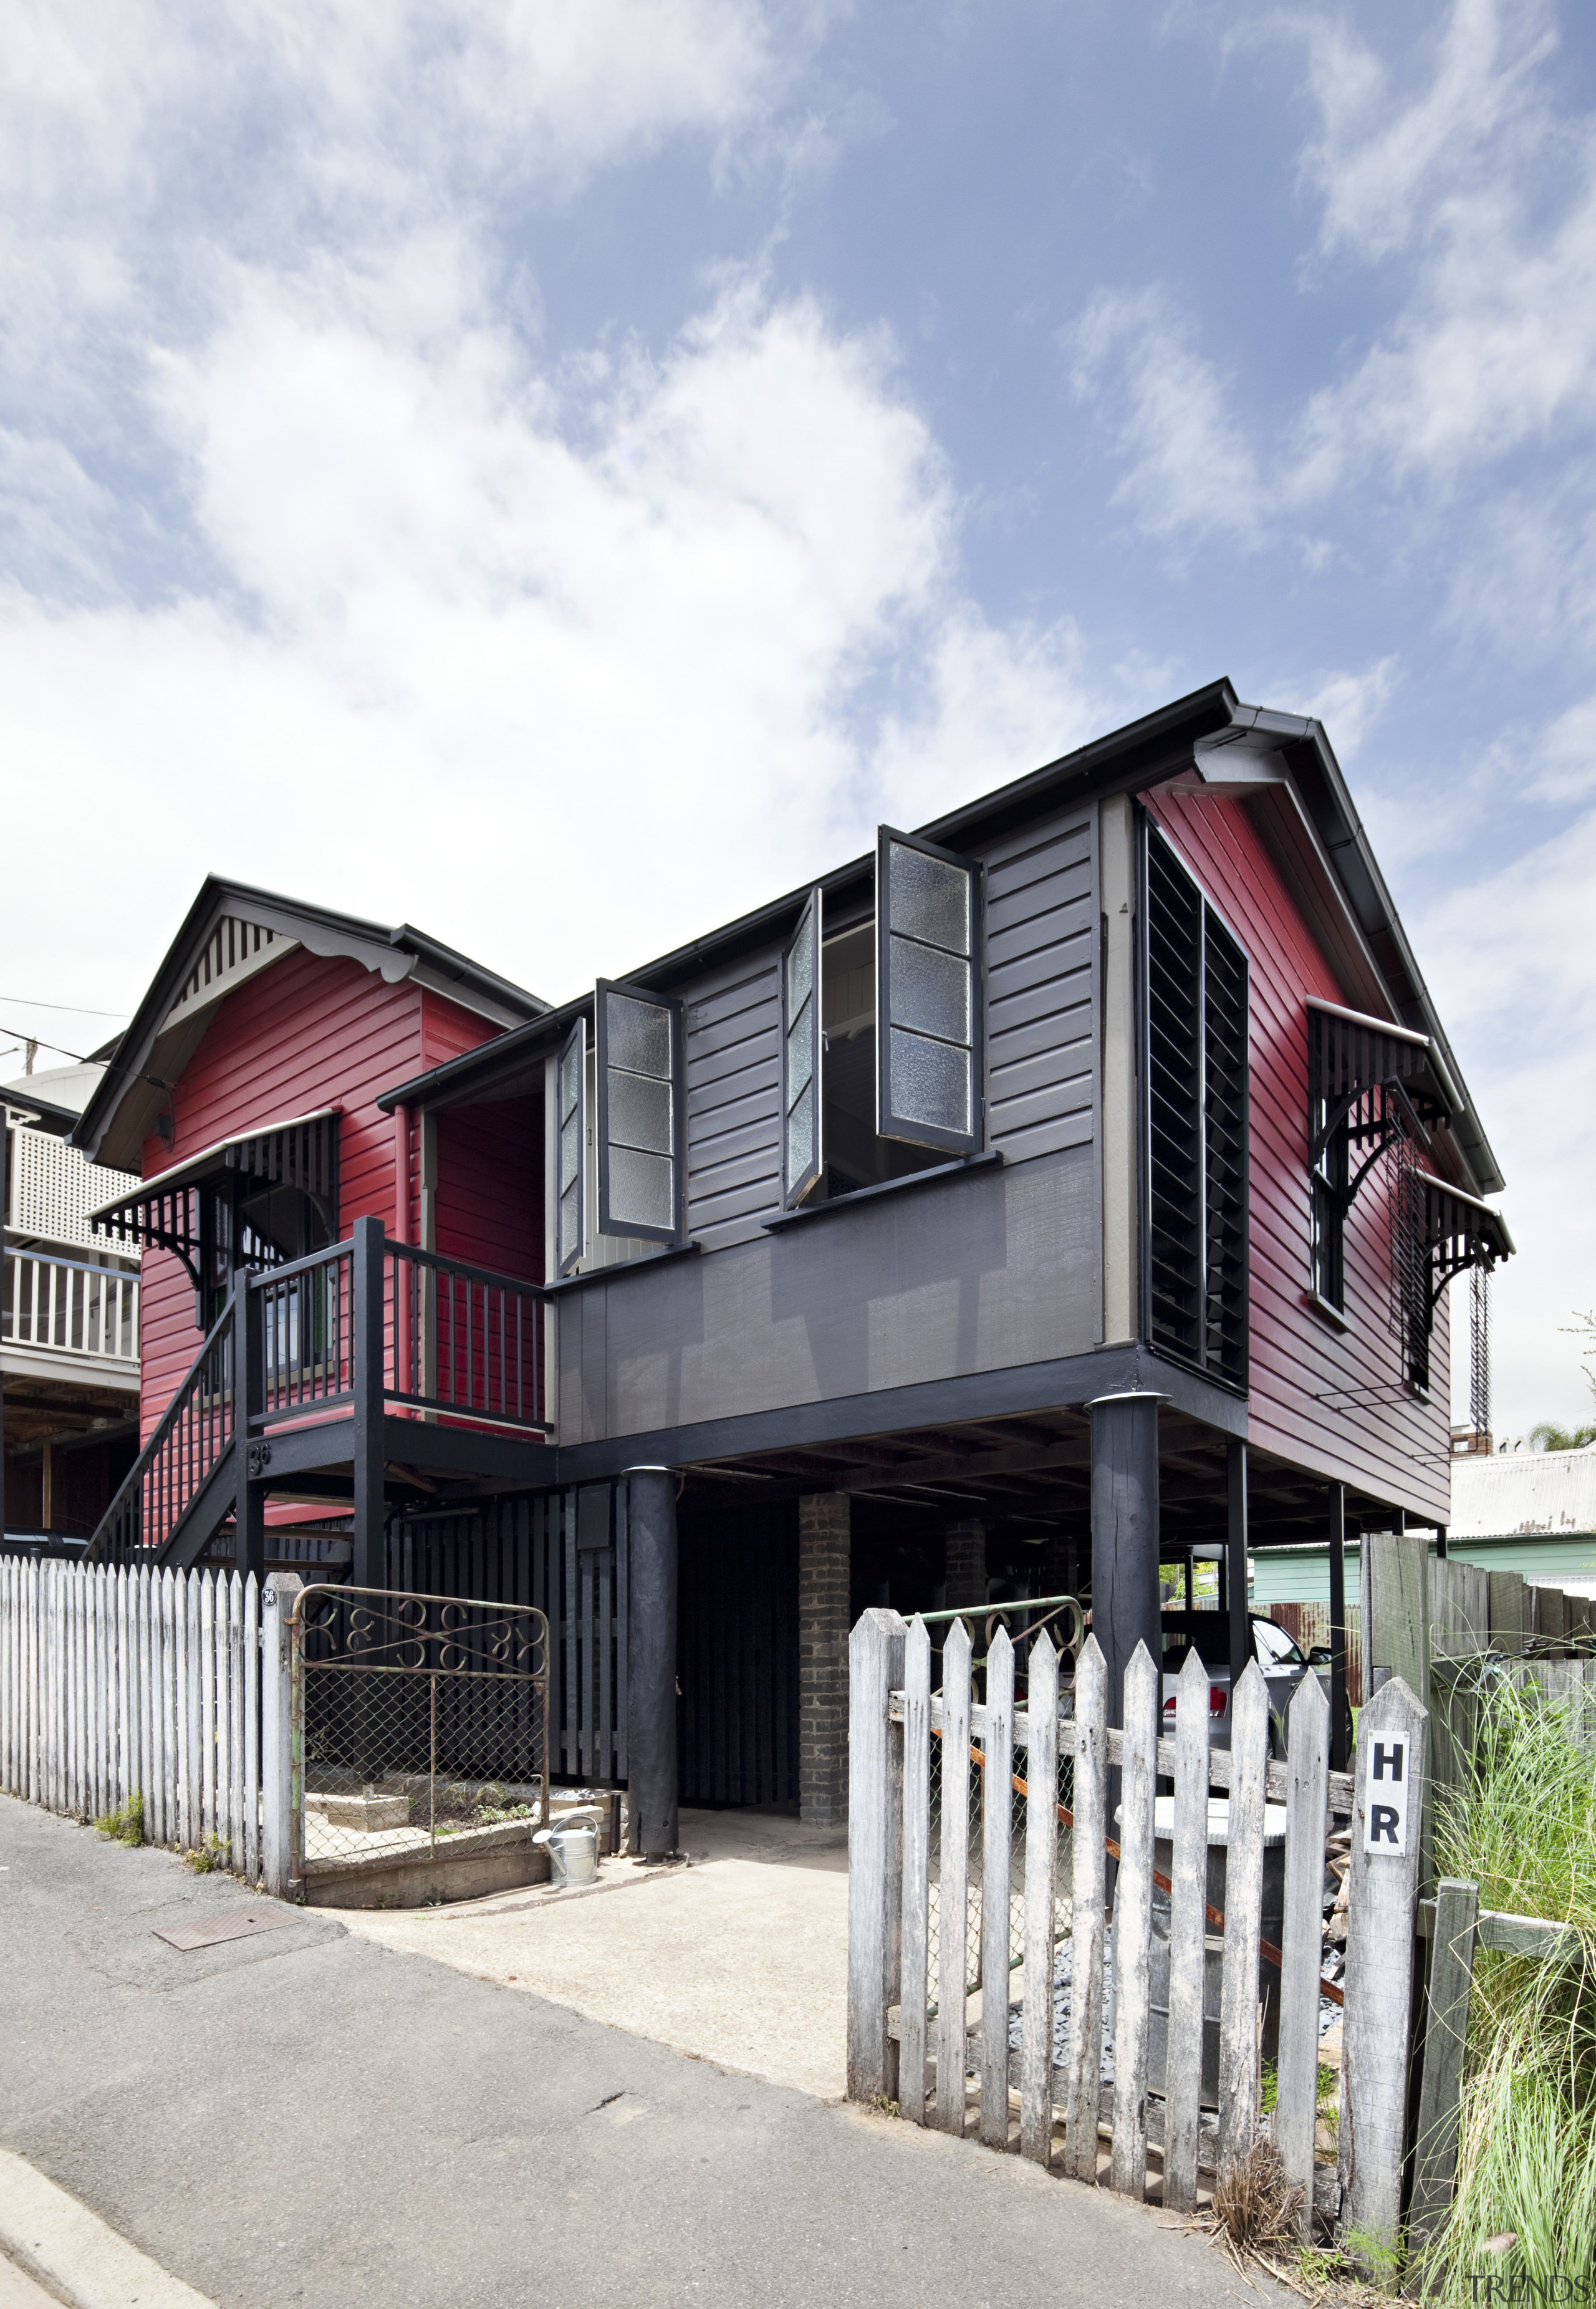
[
  {"xmin": 330, "ymin": 1806, "xmax": 850, "ymax": 2099},
  {"xmin": 0, "ymin": 1793, "xmax": 1286, "ymax": 2309}
]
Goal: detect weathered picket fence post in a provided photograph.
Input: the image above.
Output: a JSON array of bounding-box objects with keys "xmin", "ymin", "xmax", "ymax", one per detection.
[
  {"xmin": 934, "ymin": 1615, "xmax": 973, "ymax": 2136},
  {"xmin": 899, "ymin": 1613, "xmax": 931, "ymax": 2124},
  {"xmin": 1163, "ymin": 1645, "xmax": 1212, "ymax": 2214},
  {"xmin": 1218, "ymin": 1657, "xmax": 1269, "ymax": 2176},
  {"xmin": 980, "ymin": 1624, "xmax": 1015, "ymax": 2148},
  {"xmin": 1110, "ymin": 1641, "xmax": 1157, "ymax": 2198},
  {"xmin": 847, "ymin": 1607, "xmax": 906, "ymax": 2104},
  {"xmin": 1408, "ymin": 1876, "xmax": 1480, "ymax": 2259},
  {"xmin": 1339, "ymin": 1674, "xmax": 1428, "ymax": 2265},
  {"xmin": 1064, "ymin": 1634, "xmax": 1108, "ymax": 2183},
  {"xmin": 1276, "ymin": 1669, "xmax": 1331, "ymax": 2237},
  {"xmin": 1020, "ymin": 1629, "xmax": 1059, "ymax": 2167},
  {"xmin": 261, "ymin": 1571, "xmax": 304, "ymax": 1901}
]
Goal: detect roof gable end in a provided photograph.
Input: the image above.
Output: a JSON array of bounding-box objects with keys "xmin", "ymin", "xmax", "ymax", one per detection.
[{"xmin": 73, "ymin": 877, "xmax": 546, "ymax": 1170}]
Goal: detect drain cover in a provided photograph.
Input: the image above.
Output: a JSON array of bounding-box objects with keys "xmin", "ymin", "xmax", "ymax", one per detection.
[{"xmin": 154, "ymin": 1906, "xmax": 301, "ymax": 1951}]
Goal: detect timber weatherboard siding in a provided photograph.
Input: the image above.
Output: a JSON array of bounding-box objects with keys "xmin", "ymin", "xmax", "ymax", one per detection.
[
  {"xmin": 981, "ymin": 803, "xmax": 1098, "ymax": 1162},
  {"xmin": 434, "ymin": 1096, "xmax": 542, "ymax": 1284},
  {"xmin": 557, "ymin": 1139, "xmax": 1102, "ymax": 1445},
  {"xmin": 1146, "ymin": 789, "xmax": 1450, "ymax": 1522},
  {"xmin": 135, "ymin": 949, "xmax": 502, "ymax": 1440}
]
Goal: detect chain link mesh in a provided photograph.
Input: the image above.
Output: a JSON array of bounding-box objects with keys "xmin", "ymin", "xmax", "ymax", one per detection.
[
  {"xmin": 294, "ymin": 1587, "xmax": 549, "ymax": 1882},
  {"xmin": 926, "ymin": 1717, "xmax": 1075, "ymax": 2012}
]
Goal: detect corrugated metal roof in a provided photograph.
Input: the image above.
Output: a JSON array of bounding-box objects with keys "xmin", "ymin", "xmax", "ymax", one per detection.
[{"xmin": 1451, "ymin": 1447, "xmax": 1596, "ymax": 1540}]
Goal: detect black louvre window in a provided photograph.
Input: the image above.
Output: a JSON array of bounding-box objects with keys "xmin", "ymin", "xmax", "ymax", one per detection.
[{"xmin": 1143, "ymin": 826, "xmax": 1249, "ymax": 1389}]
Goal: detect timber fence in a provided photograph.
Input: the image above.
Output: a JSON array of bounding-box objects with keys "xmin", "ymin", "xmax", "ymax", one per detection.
[
  {"xmin": 848, "ymin": 1608, "xmax": 1429, "ymax": 2259},
  {"xmin": 0, "ymin": 1556, "xmax": 262, "ymax": 1879}
]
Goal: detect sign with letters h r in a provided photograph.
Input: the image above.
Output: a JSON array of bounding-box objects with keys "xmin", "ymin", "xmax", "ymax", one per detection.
[{"xmin": 1363, "ymin": 1735, "xmax": 1409, "ymax": 1854}]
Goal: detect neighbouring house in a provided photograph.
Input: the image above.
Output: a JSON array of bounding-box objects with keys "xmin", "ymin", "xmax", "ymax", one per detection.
[
  {"xmin": 64, "ymin": 680, "xmax": 1514, "ymax": 1839},
  {"xmin": 1448, "ymin": 1445, "xmax": 1596, "ymax": 1595},
  {"xmin": 2, "ymin": 1062, "xmax": 141, "ymax": 1540},
  {"xmin": 1250, "ymin": 1446, "xmax": 1596, "ymax": 1610}
]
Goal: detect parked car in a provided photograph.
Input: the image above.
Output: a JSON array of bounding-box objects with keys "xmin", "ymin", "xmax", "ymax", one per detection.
[{"xmin": 1158, "ymin": 1611, "xmax": 1314, "ymax": 1754}]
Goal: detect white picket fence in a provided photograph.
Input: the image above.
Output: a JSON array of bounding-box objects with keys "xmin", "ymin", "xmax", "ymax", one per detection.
[
  {"xmin": 0, "ymin": 1557, "xmax": 262, "ymax": 1879},
  {"xmin": 848, "ymin": 1610, "xmax": 1429, "ymax": 2258}
]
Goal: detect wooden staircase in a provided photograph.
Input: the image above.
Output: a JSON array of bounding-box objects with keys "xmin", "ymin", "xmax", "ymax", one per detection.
[{"xmin": 87, "ymin": 1296, "xmax": 239, "ymax": 1568}]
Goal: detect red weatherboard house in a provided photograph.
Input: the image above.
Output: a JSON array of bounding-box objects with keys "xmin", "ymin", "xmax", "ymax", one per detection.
[{"xmin": 69, "ymin": 683, "xmax": 1514, "ymax": 1851}]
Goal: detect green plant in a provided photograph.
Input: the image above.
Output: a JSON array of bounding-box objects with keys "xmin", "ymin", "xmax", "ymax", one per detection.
[
  {"xmin": 184, "ymin": 1835, "xmax": 227, "ymax": 1874},
  {"xmin": 94, "ymin": 1792, "xmax": 145, "ymax": 1846},
  {"xmin": 1419, "ymin": 1679, "xmax": 1596, "ymax": 2303},
  {"xmin": 1528, "ymin": 1421, "xmax": 1596, "ymax": 1453}
]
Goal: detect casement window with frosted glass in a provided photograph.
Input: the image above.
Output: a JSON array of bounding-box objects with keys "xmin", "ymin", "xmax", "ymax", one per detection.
[
  {"xmin": 779, "ymin": 826, "xmax": 984, "ymax": 1209},
  {"xmin": 557, "ymin": 1018, "xmax": 585, "ymax": 1276},
  {"xmin": 596, "ymin": 980, "xmax": 684, "ymax": 1245},
  {"xmin": 782, "ymin": 889, "xmax": 824, "ymax": 1205},
  {"xmin": 876, "ymin": 827, "xmax": 983, "ymax": 1157},
  {"xmin": 1142, "ymin": 823, "xmax": 1249, "ymax": 1389}
]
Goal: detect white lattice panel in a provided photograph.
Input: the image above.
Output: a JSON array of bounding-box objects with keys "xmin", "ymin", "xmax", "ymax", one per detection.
[{"xmin": 7, "ymin": 1125, "xmax": 137, "ymax": 1252}]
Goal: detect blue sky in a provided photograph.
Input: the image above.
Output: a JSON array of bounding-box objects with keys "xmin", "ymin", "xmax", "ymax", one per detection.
[{"xmin": 3, "ymin": 0, "xmax": 1595, "ymax": 1437}]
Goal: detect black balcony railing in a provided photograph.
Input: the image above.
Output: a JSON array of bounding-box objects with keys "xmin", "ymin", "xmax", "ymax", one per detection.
[{"xmin": 89, "ymin": 1220, "xmax": 551, "ymax": 1564}]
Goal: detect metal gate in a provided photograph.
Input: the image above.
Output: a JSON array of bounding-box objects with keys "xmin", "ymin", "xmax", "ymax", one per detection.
[{"xmin": 289, "ymin": 1583, "xmax": 550, "ymax": 1902}]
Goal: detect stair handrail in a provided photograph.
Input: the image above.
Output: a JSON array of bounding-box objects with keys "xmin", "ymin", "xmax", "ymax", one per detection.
[{"xmin": 86, "ymin": 1291, "xmax": 238, "ymax": 1563}]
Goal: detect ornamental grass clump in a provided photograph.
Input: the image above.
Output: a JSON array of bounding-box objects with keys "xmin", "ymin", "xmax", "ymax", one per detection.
[{"xmin": 1422, "ymin": 1672, "xmax": 1596, "ymax": 2303}]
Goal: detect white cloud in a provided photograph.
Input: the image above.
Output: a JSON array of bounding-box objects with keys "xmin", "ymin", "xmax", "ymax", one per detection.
[
  {"xmin": 1075, "ymin": 1, "xmax": 1596, "ymax": 546},
  {"xmin": 1415, "ymin": 806, "xmax": 1596, "ymax": 1435},
  {"xmin": 1291, "ymin": 160, "xmax": 1596, "ymax": 495},
  {"xmin": 1068, "ymin": 287, "xmax": 1264, "ymax": 546},
  {"xmin": 0, "ymin": 246, "xmax": 1100, "ymax": 1008},
  {"xmin": 1294, "ymin": 656, "xmax": 1399, "ymax": 761},
  {"xmin": 1288, "ymin": 0, "xmax": 1596, "ymax": 496},
  {"xmin": 0, "ymin": 0, "xmax": 1109, "ymax": 1016},
  {"xmin": 1298, "ymin": 0, "xmax": 1554, "ymax": 263}
]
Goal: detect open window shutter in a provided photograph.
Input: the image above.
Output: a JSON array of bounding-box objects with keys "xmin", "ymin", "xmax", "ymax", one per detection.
[
  {"xmin": 596, "ymin": 980, "xmax": 683, "ymax": 1244},
  {"xmin": 875, "ymin": 826, "xmax": 983, "ymax": 1156},
  {"xmin": 557, "ymin": 1017, "xmax": 585, "ymax": 1276},
  {"xmin": 782, "ymin": 889, "xmax": 824, "ymax": 1207}
]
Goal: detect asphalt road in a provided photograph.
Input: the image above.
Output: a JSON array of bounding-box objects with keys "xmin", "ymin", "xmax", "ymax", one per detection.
[{"xmin": 1, "ymin": 1795, "xmax": 1279, "ymax": 2309}]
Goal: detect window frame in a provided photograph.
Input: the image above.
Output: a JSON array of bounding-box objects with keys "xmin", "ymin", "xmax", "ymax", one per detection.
[
  {"xmin": 874, "ymin": 824, "xmax": 986, "ymax": 1159},
  {"xmin": 781, "ymin": 887, "xmax": 824, "ymax": 1210},
  {"xmin": 595, "ymin": 978, "xmax": 686, "ymax": 1248},
  {"xmin": 1309, "ymin": 1090, "xmax": 1348, "ymax": 1313},
  {"xmin": 557, "ymin": 1016, "xmax": 586, "ymax": 1277}
]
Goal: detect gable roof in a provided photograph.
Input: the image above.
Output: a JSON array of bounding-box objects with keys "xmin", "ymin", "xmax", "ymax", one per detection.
[
  {"xmin": 375, "ymin": 679, "xmax": 1504, "ymax": 1200},
  {"xmin": 72, "ymin": 877, "xmax": 547, "ymax": 1171}
]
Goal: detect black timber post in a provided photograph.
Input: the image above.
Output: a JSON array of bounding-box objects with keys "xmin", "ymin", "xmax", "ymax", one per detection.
[
  {"xmin": 1327, "ymin": 1480, "xmax": 1352, "ymax": 1772},
  {"xmin": 1088, "ymin": 1392, "xmax": 1162, "ymax": 1728},
  {"xmin": 1227, "ymin": 1439, "xmax": 1250, "ymax": 1692},
  {"xmin": 233, "ymin": 1275, "xmax": 266, "ymax": 1584},
  {"xmin": 626, "ymin": 1465, "xmax": 678, "ymax": 1859},
  {"xmin": 352, "ymin": 1215, "xmax": 387, "ymax": 1590}
]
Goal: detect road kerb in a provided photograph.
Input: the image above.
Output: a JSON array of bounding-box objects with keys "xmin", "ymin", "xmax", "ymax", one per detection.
[{"xmin": 0, "ymin": 2152, "xmax": 216, "ymax": 2309}]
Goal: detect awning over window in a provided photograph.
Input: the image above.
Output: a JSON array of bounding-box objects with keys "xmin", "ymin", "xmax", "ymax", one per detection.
[
  {"xmin": 1416, "ymin": 1174, "xmax": 1515, "ymax": 1304},
  {"xmin": 89, "ymin": 1109, "xmax": 340, "ymax": 1283},
  {"xmin": 1309, "ymin": 998, "xmax": 1456, "ymax": 1147}
]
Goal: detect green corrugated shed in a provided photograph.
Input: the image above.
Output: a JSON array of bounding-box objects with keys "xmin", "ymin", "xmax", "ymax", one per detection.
[{"xmin": 1251, "ymin": 1533, "xmax": 1596, "ymax": 1604}]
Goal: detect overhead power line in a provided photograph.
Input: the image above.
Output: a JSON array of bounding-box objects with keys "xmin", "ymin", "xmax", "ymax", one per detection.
[{"xmin": 0, "ymin": 995, "xmax": 130, "ymax": 1018}]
